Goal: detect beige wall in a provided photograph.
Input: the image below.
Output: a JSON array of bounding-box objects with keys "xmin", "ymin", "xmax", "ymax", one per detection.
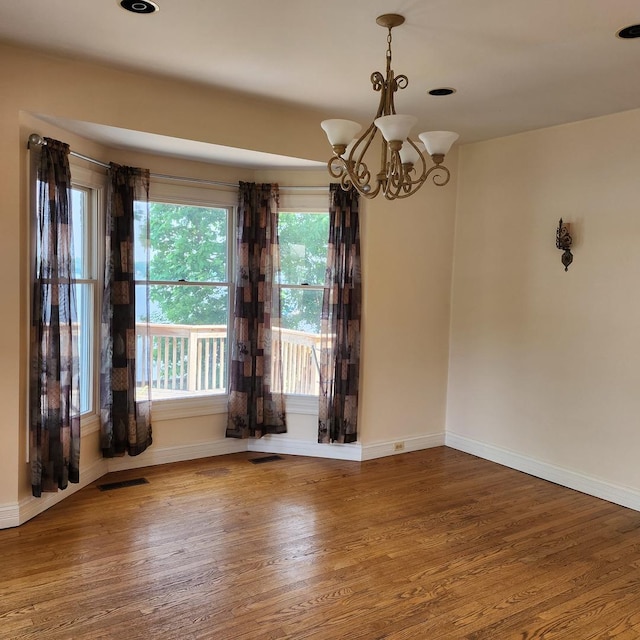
[
  {"xmin": 360, "ymin": 167, "xmax": 457, "ymax": 444},
  {"xmin": 0, "ymin": 42, "xmax": 456, "ymax": 510},
  {"xmin": 448, "ymin": 107, "xmax": 640, "ymax": 492}
]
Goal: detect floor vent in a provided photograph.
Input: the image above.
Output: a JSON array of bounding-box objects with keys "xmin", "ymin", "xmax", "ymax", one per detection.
[
  {"xmin": 97, "ymin": 478, "xmax": 149, "ymax": 491},
  {"xmin": 249, "ymin": 455, "xmax": 283, "ymax": 465}
]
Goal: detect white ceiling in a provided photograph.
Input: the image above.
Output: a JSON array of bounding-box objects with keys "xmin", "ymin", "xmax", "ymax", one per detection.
[{"xmin": 2, "ymin": 0, "xmax": 640, "ymax": 163}]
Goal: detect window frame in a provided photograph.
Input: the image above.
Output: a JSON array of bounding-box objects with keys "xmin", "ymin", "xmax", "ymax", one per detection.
[
  {"xmin": 277, "ymin": 210, "xmax": 329, "ymax": 398},
  {"xmin": 141, "ymin": 180, "xmax": 237, "ymax": 418},
  {"xmin": 276, "ymin": 189, "xmax": 329, "ymax": 410},
  {"xmin": 69, "ymin": 164, "xmax": 104, "ymax": 435}
]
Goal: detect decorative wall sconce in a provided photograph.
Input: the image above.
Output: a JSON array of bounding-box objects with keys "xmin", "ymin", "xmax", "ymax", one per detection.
[{"xmin": 556, "ymin": 218, "xmax": 573, "ymax": 271}]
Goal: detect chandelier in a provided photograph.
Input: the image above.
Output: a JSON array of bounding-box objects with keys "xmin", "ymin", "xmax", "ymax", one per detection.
[{"xmin": 321, "ymin": 14, "xmax": 458, "ymax": 201}]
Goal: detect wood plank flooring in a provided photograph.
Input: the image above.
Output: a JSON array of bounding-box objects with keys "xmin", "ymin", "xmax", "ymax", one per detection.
[{"xmin": 2, "ymin": 447, "xmax": 640, "ymax": 639}]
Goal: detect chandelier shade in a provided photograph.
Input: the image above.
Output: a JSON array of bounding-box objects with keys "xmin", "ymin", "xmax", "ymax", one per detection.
[
  {"xmin": 321, "ymin": 13, "xmax": 458, "ymax": 201},
  {"xmin": 320, "ymin": 119, "xmax": 362, "ymax": 148},
  {"xmin": 399, "ymin": 140, "xmax": 425, "ymax": 166},
  {"xmin": 418, "ymin": 131, "xmax": 460, "ymax": 157},
  {"xmin": 374, "ymin": 114, "xmax": 417, "ymax": 144}
]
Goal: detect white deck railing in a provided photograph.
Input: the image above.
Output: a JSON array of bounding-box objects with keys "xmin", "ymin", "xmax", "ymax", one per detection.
[{"xmin": 137, "ymin": 323, "xmax": 320, "ymax": 396}]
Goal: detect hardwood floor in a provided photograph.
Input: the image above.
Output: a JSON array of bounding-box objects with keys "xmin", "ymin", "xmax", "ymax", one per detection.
[{"xmin": 2, "ymin": 447, "xmax": 640, "ymax": 639}]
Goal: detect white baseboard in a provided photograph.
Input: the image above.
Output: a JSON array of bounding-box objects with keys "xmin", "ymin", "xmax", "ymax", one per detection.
[
  {"xmin": 10, "ymin": 458, "xmax": 108, "ymax": 528},
  {"xmin": 361, "ymin": 432, "xmax": 445, "ymax": 460},
  {"xmin": 248, "ymin": 435, "xmax": 362, "ymax": 460},
  {"xmin": 446, "ymin": 432, "xmax": 640, "ymax": 513},
  {"xmin": 0, "ymin": 501, "xmax": 20, "ymax": 529},
  {"xmin": 247, "ymin": 432, "xmax": 445, "ymax": 461}
]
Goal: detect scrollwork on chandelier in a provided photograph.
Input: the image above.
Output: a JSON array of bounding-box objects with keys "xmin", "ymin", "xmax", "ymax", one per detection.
[{"xmin": 321, "ymin": 13, "xmax": 458, "ymax": 201}]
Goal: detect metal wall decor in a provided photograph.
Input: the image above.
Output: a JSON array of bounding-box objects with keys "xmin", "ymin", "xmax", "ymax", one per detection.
[{"xmin": 556, "ymin": 218, "xmax": 573, "ymax": 271}]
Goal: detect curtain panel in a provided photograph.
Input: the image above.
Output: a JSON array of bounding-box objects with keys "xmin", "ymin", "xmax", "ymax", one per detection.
[
  {"xmin": 318, "ymin": 185, "xmax": 361, "ymax": 444},
  {"xmin": 29, "ymin": 137, "xmax": 81, "ymax": 497},
  {"xmin": 227, "ymin": 182, "xmax": 287, "ymax": 438},
  {"xmin": 100, "ymin": 163, "xmax": 152, "ymax": 457}
]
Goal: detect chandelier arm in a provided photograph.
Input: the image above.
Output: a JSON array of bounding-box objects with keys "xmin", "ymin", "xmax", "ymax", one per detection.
[
  {"xmin": 371, "ymin": 71, "xmax": 385, "ymax": 93},
  {"xmin": 400, "ymin": 145, "xmax": 451, "ymax": 188},
  {"xmin": 340, "ymin": 171, "xmax": 354, "ymax": 192},
  {"xmin": 405, "ymin": 139, "xmax": 429, "ymax": 187},
  {"xmin": 391, "ymin": 163, "xmax": 451, "ymax": 200},
  {"xmin": 348, "ymin": 121, "xmax": 378, "ymax": 164},
  {"xmin": 377, "ymin": 139, "xmax": 389, "ymax": 192},
  {"xmin": 336, "ymin": 149, "xmax": 378, "ymax": 197},
  {"xmin": 393, "ymin": 74, "xmax": 409, "ymax": 94},
  {"xmin": 390, "ymin": 182, "xmax": 426, "ymax": 199},
  {"xmin": 327, "ymin": 156, "xmax": 347, "ymax": 180},
  {"xmin": 381, "ymin": 148, "xmax": 405, "ymax": 199},
  {"xmin": 352, "ymin": 158, "xmax": 372, "ymax": 189},
  {"xmin": 344, "ymin": 122, "xmax": 383, "ymax": 196},
  {"xmin": 371, "ymin": 70, "xmax": 393, "ymax": 119},
  {"xmin": 340, "ymin": 165, "xmax": 371, "ymax": 196},
  {"xmin": 391, "ymin": 163, "xmax": 429, "ymax": 200},
  {"xmin": 426, "ymin": 163, "xmax": 451, "ymax": 187}
]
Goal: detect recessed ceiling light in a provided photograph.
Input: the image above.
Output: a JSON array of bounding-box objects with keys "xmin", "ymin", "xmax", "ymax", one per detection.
[
  {"xmin": 428, "ymin": 88, "xmax": 456, "ymax": 96},
  {"xmin": 617, "ymin": 24, "xmax": 640, "ymax": 39},
  {"xmin": 119, "ymin": 0, "xmax": 159, "ymax": 14}
]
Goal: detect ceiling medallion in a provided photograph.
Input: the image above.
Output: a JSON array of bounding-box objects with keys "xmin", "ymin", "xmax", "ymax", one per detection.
[{"xmin": 321, "ymin": 13, "xmax": 458, "ymax": 200}]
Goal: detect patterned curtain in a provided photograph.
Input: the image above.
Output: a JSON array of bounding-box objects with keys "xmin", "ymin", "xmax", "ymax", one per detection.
[
  {"xmin": 318, "ymin": 185, "xmax": 361, "ymax": 444},
  {"xmin": 100, "ymin": 163, "xmax": 152, "ymax": 457},
  {"xmin": 227, "ymin": 182, "xmax": 287, "ymax": 438},
  {"xmin": 30, "ymin": 137, "xmax": 81, "ymax": 497}
]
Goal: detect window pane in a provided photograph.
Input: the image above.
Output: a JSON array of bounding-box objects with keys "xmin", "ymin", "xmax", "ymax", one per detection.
[
  {"xmin": 71, "ymin": 188, "xmax": 88, "ymax": 278},
  {"xmin": 74, "ymin": 283, "xmax": 93, "ymax": 414},
  {"xmin": 135, "ymin": 202, "xmax": 228, "ymax": 282},
  {"xmin": 280, "ymin": 287, "xmax": 322, "ymax": 334},
  {"xmin": 136, "ymin": 284, "xmax": 228, "ymax": 398},
  {"xmin": 278, "ymin": 212, "xmax": 329, "ymax": 285},
  {"xmin": 276, "ymin": 213, "xmax": 328, "ymax": 396},
  {"xmin": 278, "ymin": 287, "xmax": 322, "ymax": 395},
  {"xmin": 70, "ymin": 185, "xmax": 94, "ymax": 416}
]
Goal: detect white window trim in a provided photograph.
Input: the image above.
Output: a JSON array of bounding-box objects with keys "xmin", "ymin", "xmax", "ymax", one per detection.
[
  {"xmin": 142, "ymin": 180, "xmax": 236, "ymax": 409},
  {"xmin": 70, "ymin": 164, "xmax": 105, "ymax": 435},
  {"xmin": 277, "ymin": 207, "xmax": 328, "ymax": 400}
]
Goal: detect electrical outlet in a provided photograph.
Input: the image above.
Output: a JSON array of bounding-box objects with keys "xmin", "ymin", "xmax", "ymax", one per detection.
[{"xmin": 394, "ymin": 441, "xmax": 405, "ymax": 452}]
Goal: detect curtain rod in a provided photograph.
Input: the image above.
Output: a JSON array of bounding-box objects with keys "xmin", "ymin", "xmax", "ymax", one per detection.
[{"xmin": 27, "ymin": 133, "xmax": 329, "ymax": 192}]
